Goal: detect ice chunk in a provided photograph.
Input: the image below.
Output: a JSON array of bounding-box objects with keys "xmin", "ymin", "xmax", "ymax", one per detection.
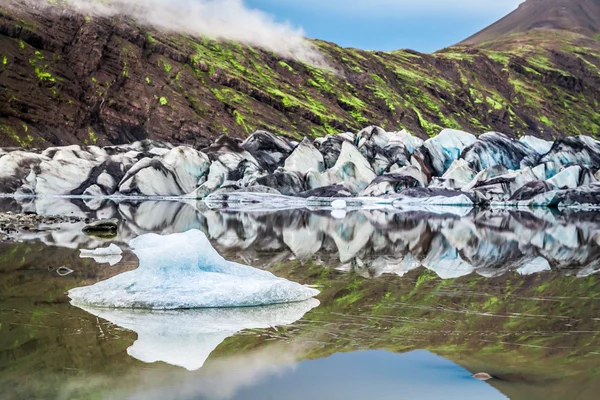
[
  {"xmin": 307, "ymin": 141, "xmax": 377, "ymax": 195},
  {"xmin": 518, "ymin": 257, "xmax": 551, "ymax": 275},
  {"xmin": 331, "ymin": 199, "xmax": 347, "ymax": 209},
  {"xmin": 435, "ymin": 159, "xmax": 476, "ymax": 190},
  {"xmin": 68, "ymin": 230, "xmax": 319, "ymax": 309},
  {"xmin": 80, "ymin": 243, "xmax": 122, "ymax": 257},
  {"xmin": 391, "ymin": 129, "xmax": 424, "ymax": 154},
  {"xmin": 80, "ymin": 243, "xmax": 123, "ymax": 266},
  {"xmin": 74, "ymin": 299, "xmax": 318, "ymax": 371},
  {"xmin": 419, "ymin": 129, "xmax": 477, "ymax": 176},
  {"xmin": 547, "ymin": 165, "xmax": 594, "ymax": 189},
  {"xmin": 520, "ymin": 136, "xmax": 553, "ymax": 155},
  {"xmin": 284, "ymin": 137, "xmax": 325, "ymax": 174}
]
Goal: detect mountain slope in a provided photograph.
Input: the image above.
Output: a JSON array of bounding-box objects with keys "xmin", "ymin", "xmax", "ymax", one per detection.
[
  {"xmin": 0, "ymin": 1, "xmax": 600, "ymax": 148},
  {"xmin": 461, "ymin": 0, "xmax": 600, "ymax": 46}
]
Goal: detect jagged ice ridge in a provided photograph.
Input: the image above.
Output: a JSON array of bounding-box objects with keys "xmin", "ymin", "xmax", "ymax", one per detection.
[{"xmin": 3, "ymin": 127, "xmax": 600, "ymax": 208}]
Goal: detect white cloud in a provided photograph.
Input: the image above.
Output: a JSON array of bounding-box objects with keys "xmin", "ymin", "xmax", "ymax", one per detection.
[{"xmin": 24, "ymin": 0, "xmax": 326, "ymax": 65}]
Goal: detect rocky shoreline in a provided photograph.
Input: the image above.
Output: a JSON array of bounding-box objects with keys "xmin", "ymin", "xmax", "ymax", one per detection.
[
  {"xmin": 0, "ymin": 212, "xmax": 117, "ymax": 241},
  {"xmin": 2, "ymin": 127, "xmax": 600, "ymax": 208}
]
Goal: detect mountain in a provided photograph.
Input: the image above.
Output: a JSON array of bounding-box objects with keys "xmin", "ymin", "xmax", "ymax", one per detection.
[
  {"xmin": 0, "ymin": 0, "xmax": 599, "ymax": 148},
  {"xmin": 461, "ymin": 0, "xmax": 600, "ymax": 47}
]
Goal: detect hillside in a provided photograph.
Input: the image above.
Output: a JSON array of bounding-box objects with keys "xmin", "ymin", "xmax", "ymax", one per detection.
[
  {"xmin": 0, "ymin": 0, "xmax": 600, "ymax": 148},
  {"xmin": 461, "ymin": 0, "xmax": 600, "ymax": 46}
]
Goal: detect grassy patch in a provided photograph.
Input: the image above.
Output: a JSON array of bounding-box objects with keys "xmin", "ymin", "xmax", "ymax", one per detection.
[
  {"xmin": 28, "ymin": 51, "xmax": 56, "ymax": 82},
  {"xmin": 278, "ymin": 61, "xmax": 293, "ymax": 72}
]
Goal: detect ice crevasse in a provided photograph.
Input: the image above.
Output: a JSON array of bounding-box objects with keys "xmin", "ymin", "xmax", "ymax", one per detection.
[{"xmin": 68, "ymin": 230, "xmax": 319, "ymax": 309}]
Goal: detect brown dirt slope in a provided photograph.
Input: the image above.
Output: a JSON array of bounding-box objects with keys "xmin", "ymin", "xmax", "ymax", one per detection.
[
  {"xmin": 461, "ymin": 0, "xmax": 600, "ymax": 46},
  {"xmin": 0, "ymin": 1, "xmax": 600, "ymax": 148}
]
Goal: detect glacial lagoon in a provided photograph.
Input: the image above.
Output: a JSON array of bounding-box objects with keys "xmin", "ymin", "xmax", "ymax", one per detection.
[{"xmin": 1, "ymin": 197, "xmax": 600, "ymax": 399}]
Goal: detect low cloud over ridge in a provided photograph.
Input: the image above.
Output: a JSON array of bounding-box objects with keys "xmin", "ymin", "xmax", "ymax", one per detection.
[{"xmin": 25, "ymin": 0, "xmax": 325, "ymax": 65}]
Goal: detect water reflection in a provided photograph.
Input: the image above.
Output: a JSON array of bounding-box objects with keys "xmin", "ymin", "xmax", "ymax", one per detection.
[
  {"xmin": 3, "ymin": 197, "xmax": 600, "ymax": 279},
  {"xmin": 76, "ymin": 300, "xmax": 318, "ymax": 371},
  {"xmin": 124, "ymin": 350, "xmax": 507, "ymax": 400}
]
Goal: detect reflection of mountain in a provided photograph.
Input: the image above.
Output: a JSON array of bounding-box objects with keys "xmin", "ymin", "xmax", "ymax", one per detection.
[
  {"xmin": 3, "ymin": 197, "xmax": 600, "ymax": 279},
  {"xmin": 76, "ymin": 300, "xmax": 318, "ymax": 371}
]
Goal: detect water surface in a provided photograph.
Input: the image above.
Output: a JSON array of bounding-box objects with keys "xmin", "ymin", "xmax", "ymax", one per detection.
[{"xmin": 1, "ymin": 198, "xmax": 600, "ymax": 399}]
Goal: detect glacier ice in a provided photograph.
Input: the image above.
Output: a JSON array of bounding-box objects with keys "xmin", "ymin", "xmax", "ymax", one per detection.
[
  {"xmin": 74, "ymin": 299, "xmax": 318, "ymax": 371},
  {"xmin": 517, "ymin": 257, "xmax": 551, "ymax": 275},
  {"xmin": 68, "ymin": 230, "xmax": 319, "ymax": 309},
  {"xmin": 80, "ymin": 244, "xmax": 123, "ymax": 266},
  {"xmin": 420, "ymin": 129, "xmax": 477, "ymax": 176},
  {"xmin": 284, "ymin": 137, "xmax": 325, "ymax": 174},
  {"xmin": 80, "ymin": 243, "xmax": 122, "ymax": 257},
  {"xmin": 520, "ymin": 135, "xmax": 553, "ymax": 155}
]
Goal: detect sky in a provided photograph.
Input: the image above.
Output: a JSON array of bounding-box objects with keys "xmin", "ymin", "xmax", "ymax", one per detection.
[{"xmin": 245, "ymin": 0, "xmax": 525, "ymax": 52}]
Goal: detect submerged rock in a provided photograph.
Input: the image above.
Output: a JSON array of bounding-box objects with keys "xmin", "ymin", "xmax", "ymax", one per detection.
[
  {"xmin": 68, "ymin": 230, "xmax": 319, "ymax": 309},
  {"xmin": 82, "ymin": 219, "xmax": 118, "ymax": 237}
]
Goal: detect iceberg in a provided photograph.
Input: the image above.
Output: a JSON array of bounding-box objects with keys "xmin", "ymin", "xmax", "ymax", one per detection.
[
  {"xmin": 68, "ymin": 230, "xmax": 319, "ymax": 309},
  {"xmin": 75, "ymin": 299, "xmax": 318, "ymax": 371},
  {"xmin": 80, "ymin": 243, "xmax": 123, "ymax": 257}
]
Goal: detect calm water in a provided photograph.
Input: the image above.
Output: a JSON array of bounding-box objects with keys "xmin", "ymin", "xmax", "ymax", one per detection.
[{"xmin": 1, "ymin": 197, "xmax": 600, "ymax": 399}]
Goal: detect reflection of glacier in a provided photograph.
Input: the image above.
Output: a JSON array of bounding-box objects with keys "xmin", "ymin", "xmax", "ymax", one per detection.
[
  {"xmin": 75, "ymin": 300, "xmax": 318, "ymax": 371},
  {"xmin": 68, "ymin": 230, "xmax": 319, "ymax": 309},
  {"xmin": 3, "ymin": 196, "xmax": 600, "ymax": 278}
]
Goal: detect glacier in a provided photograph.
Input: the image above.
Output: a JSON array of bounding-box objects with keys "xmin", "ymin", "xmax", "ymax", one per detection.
[
  {"xmin": 74, "ymin": 299, "xmax": 319, "ymax": 371},
  {"xmin": 4, "ymin": 126, "xmax": 600, "ymax": 208},
  {"xmin": 68, "ymin": 230, "xmax": 319, "ymax": 309}
]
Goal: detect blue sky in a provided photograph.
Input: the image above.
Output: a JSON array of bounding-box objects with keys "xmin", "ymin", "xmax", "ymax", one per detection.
[{"xmin": 245, "ymin": 0, "xmax": 524, "ymax": 52}]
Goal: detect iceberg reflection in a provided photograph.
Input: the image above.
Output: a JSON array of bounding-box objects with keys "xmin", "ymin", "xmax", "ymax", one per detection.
[{"xmin": 75, "ymin": 299, "xmax": 318, "ymax": 371}]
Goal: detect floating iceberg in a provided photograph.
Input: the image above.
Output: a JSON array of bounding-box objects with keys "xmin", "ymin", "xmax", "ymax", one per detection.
[
  {"xmin": 68, "ymin": 230, "xmax": 319, "ymax": 309},
  {"xmin": 80, "ymin": 243, "xmax": 123, "ymax": 266},
  {"xmin": 74, "ymin": 299, "xmax": 319, "ymax": 371},
  {"xmin": 80, "ymin": 243, "xmax": 122, "ymax": 257}
]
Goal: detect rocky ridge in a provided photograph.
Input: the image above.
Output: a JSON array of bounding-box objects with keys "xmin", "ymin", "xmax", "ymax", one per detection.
[{"xmin": 2, "ymin": 126, "xmax": 600, "ymax": 208}]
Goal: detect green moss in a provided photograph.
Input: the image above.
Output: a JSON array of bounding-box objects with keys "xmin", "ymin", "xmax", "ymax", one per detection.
[
  {"xmin": 28, "ymin": 52, "xmax": 56, "ymax": 82},
  {"xmin": 0, "ymin": 124, "xmax": 34, "ymax": 148},
  {"xmin": 2, "ymin": 55, "xmax": 7, "ymax": 65},
  {"xmin": 539, "ymin": 115, "xmax": 554, "ymax": 127},
  {"xmin": 486, "ymin": 96, "xmax": 503, "ymax": 111},
  {"xmin": 278, "ymin": 61, "xmax": 293, "ymax": 72},
  {"xmin": 122, "ymin": 61, "xmax": 129, "ymax": 78},
  {"xmin": 145, "ymin": 76, "xmax": 151, "ymax": 85},
  {"xmin": 18, "ymin": 41, "xmax": 25, "ymax": 50},
  {"xmin": 414, "ymin": 109, "xmax": 441, "ymax": 137},
  {"xmin": 159, "ymin": 96, "xmax": 168, "ymax": 106},
  {"xmin": 146, "ymin": 33, "xmax": 156, "ymax": 46},
  {"xmin": 87, "ymin": 127, "xmax": 98, "ymax": 145},
  {"xmin": 233, "ymin": 109, "xmax": 250, "ymax": 133},
  {"xmin": 162, "ymin": 60, "xmax": 172, "ymax": 73}
]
